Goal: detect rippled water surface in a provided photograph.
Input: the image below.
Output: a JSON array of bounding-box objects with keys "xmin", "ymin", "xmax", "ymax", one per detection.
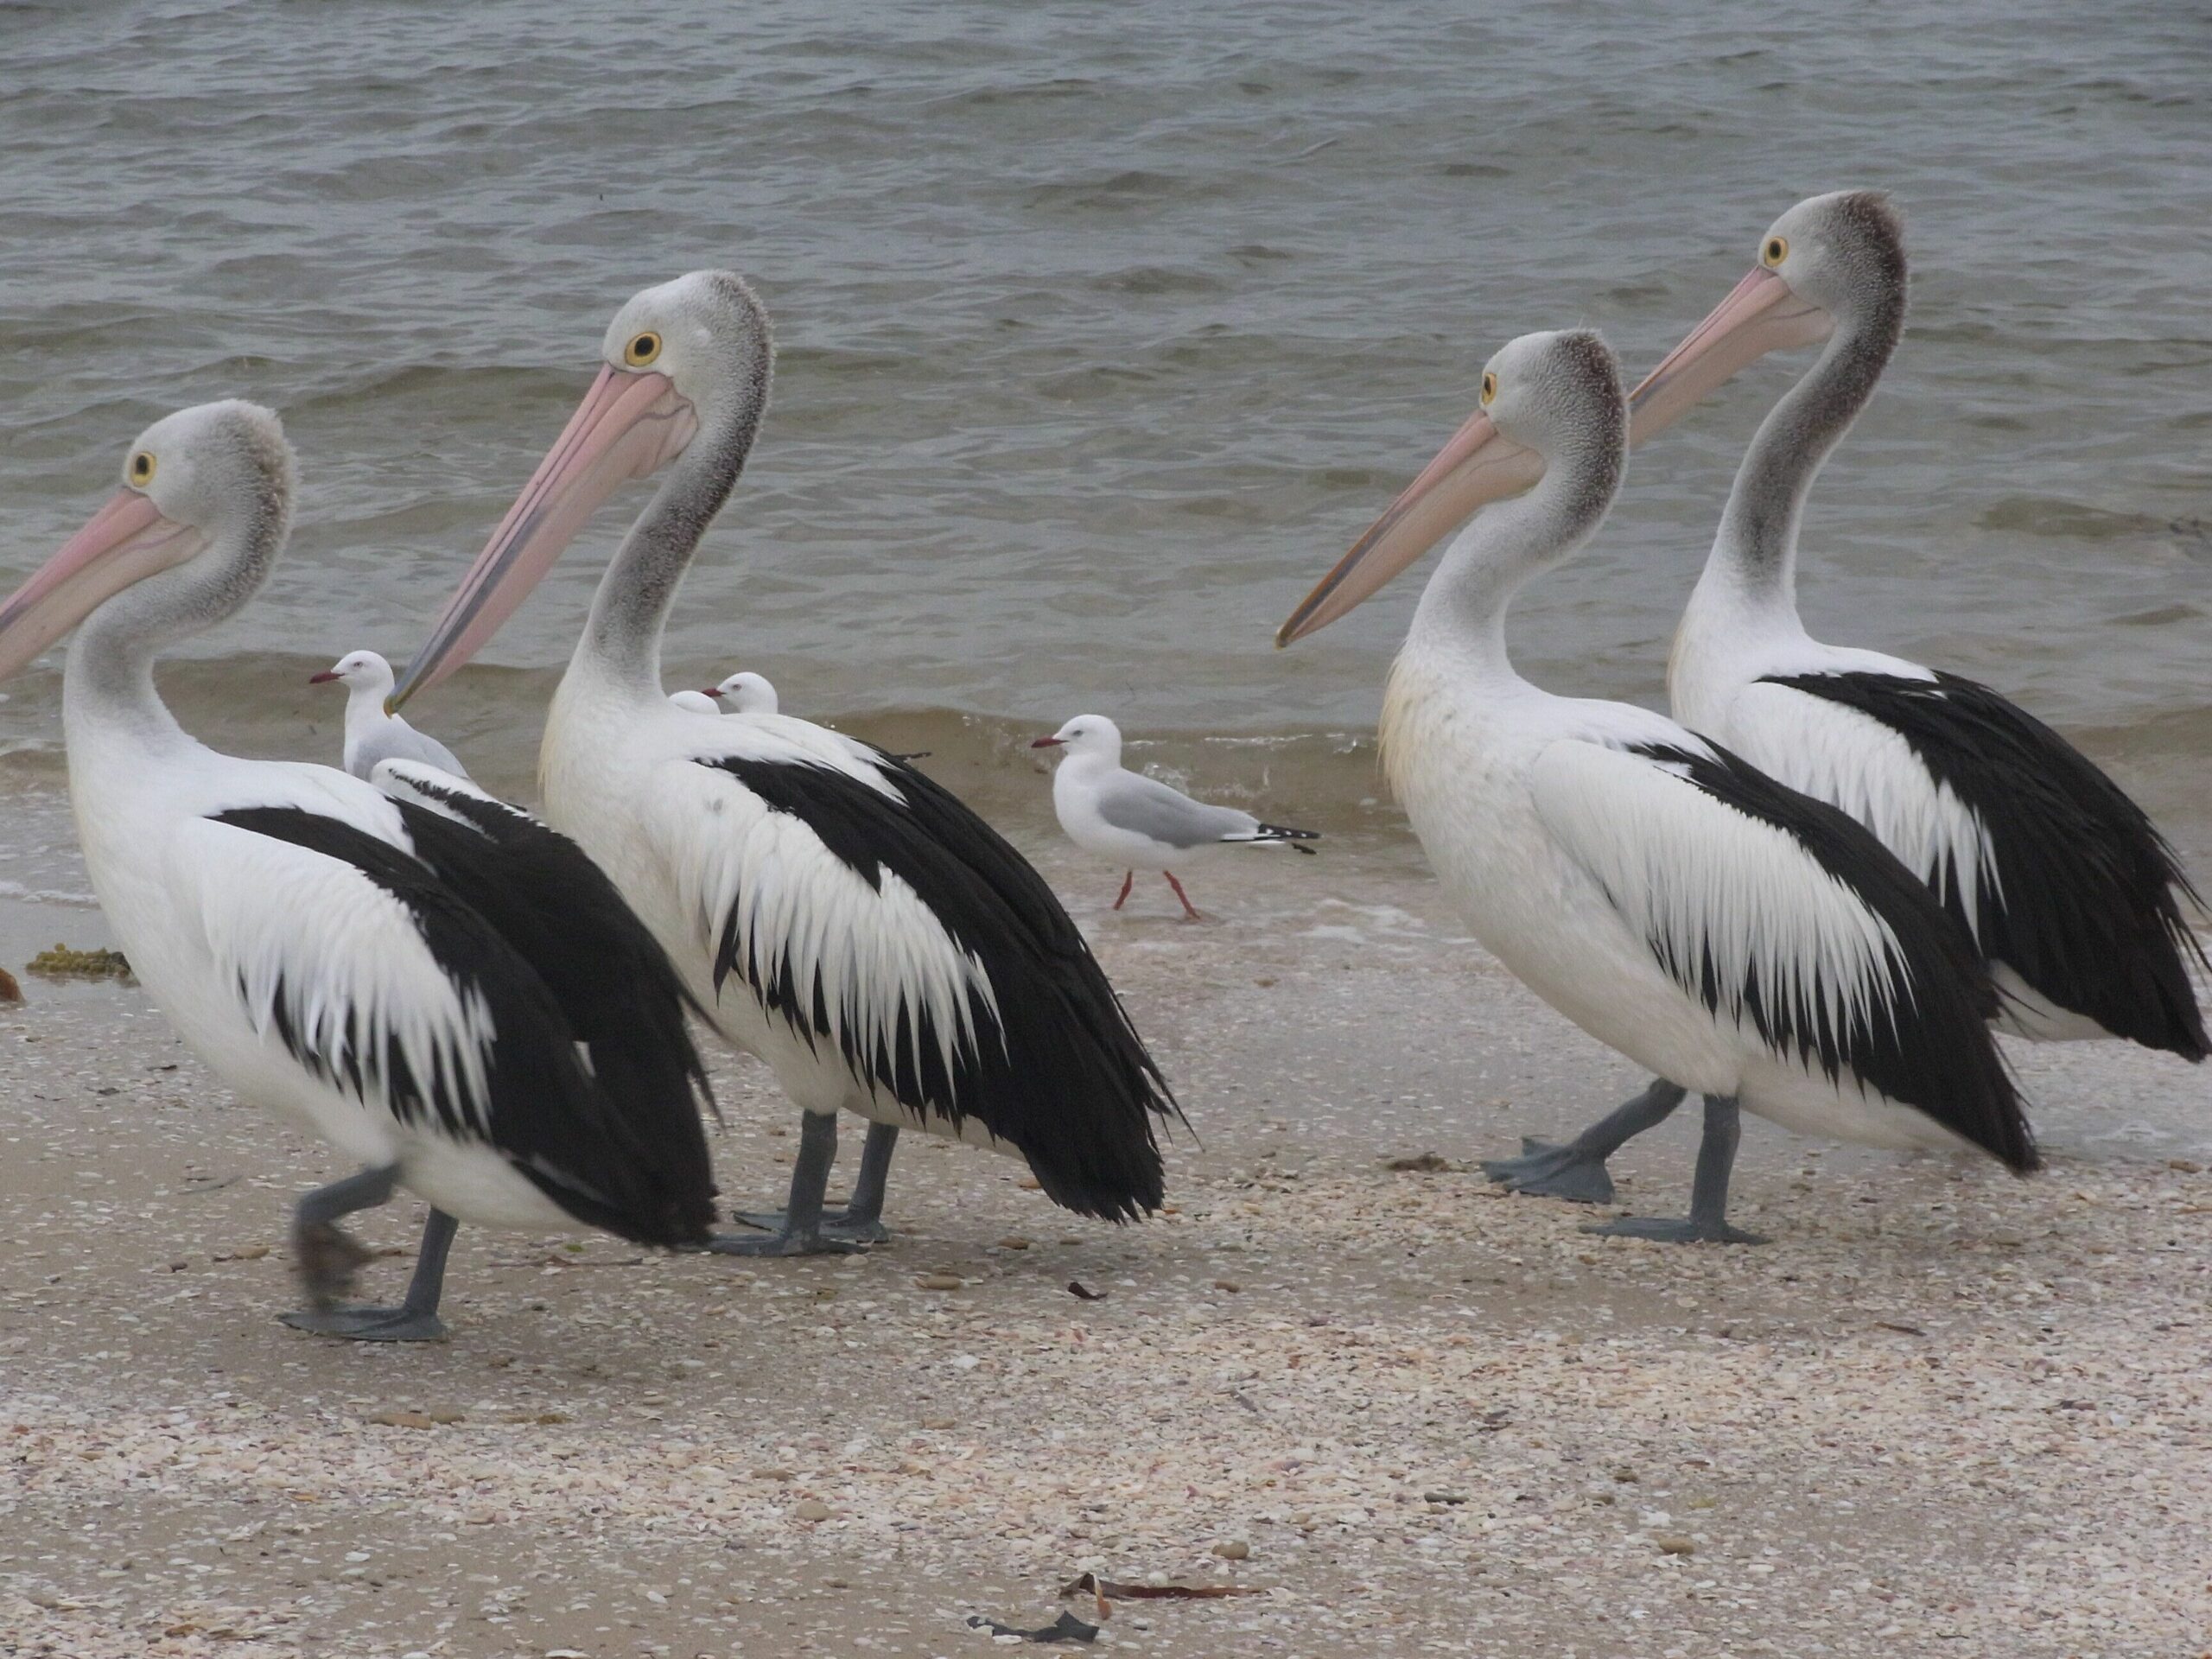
[{"xmin": 2, "ymin": 0, "xmax": 2207, "ymax": 870}]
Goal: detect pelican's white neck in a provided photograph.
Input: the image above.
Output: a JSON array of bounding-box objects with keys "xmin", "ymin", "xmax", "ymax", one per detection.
[
  {"xmin": 575, "ymin": 372, "xmax": 771, "ymax": 705},
  {"xmin": 63, "ymin": 507, "xmax": 284, "ymax": 760},
  {"xmin": 1405, "ymin": 441, "xmax": 1619, "ymax": 690},
  {"xmin": 1705, "ymin": 303, "xmax": 1900, "ymax": 620}
]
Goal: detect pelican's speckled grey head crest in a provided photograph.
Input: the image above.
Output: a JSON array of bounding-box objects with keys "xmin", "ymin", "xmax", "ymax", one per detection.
[
  {"xmin": 1758, "ymin": 189, "xmax": 1907, "ymax": 342},
  {"xmin": 1483, "ymin": 331, "xmax": 1626, "ymax": 459},
  {"xmin": 127, "ymin": 400, "xmax": 296, "ymax": 549},
  {"xmin": 602, "ymin": 270, "xmax": 775, "ymax": 429}
]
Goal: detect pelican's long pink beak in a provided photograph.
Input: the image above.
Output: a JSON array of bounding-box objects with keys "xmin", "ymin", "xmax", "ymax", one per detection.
[
  {"xmin": 0, "ymin": 491, "xmax": 199, "ymax": 683},
  {"xmin": 1276, "ymin": 406, "xmax": 1542, "ymax": 646},
  {"xmin": 390, "ymin": 364, "xmax": 696, "ymax": 710},
  {"xmin": 1626, "ymin": 266, "xmax": 1834, "ymax": 444}
]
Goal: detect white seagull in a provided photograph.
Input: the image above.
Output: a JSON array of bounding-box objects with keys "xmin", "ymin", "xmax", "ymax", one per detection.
[
  {"xmin": 1277, "ymin": 329, "xmax": 2035, "ymax": 1243},
  {"xmin": 310, "ymin": 649, "xmax": 472, "ymax": 781},
  {"xmin": 1487, "ymin": 190, "xmax": 2205, "ymax": 1205},
  {"xmin": 389, "ymin": 272, "xmax": 1183, "ymax": 1255},
  {"xmin": 708, "ymin": 670, "xmax": 779, "ymax": 714},
  {"xmin": 1033, "ymin": 715, "xmax": 1319, "ymax": 919},
  {"xmin": 0, "ymin": 402, "xmax": 719, "ymax": 1339}
]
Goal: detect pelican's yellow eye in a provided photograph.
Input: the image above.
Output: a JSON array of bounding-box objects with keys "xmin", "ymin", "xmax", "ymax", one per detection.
[
  {"xmin": 624, "ymin": 331, "xmax": 663, "ymax": 368},
  {"xmin": 1762, "ymin": 234, "xmax": 1789, "ymax": 268},
  {"xmin": 1479, "ymin": 372, "xmax": 1498, "ymax": 407},
  {"xmin": 128, "ymin": 451, "xmax": 156, "ymax": 486}
]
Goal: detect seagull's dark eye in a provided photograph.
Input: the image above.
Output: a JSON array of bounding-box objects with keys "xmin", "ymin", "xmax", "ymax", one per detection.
[
  {"xmin": 1763, "ymin": 235, "xmax": 1789, "ymax": 268},
  {"xmin": 624, "ymin": 331, "xmax": 663, "ymax": 367},
  {"xmin": 129, "ymin": 451, "xmax": 156, "ymax": 486},
  {"xmin": 1479, "ymin": 372, "xmax": 1498, "ymax": 407}
]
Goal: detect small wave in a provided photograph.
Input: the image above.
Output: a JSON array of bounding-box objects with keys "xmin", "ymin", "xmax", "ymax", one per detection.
[
  {"xmin": 0, "ymin": 879, "xmax": 96, "ymax": 906},
  {"xmin": 1977, "ymin": 497, "xmax": 2172, "ymax": 541}
]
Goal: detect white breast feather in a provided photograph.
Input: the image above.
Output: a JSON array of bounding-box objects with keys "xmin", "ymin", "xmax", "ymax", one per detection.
[
  {"xmin": 1530, "ymin": 740, "xmax": 1913, "ymax": 1062},
  {"xmin": 1726, "ymin": 682, "xmax": 1998, "ymax": 938},
  {"xmin": 171, "ymin": 817, "xmax": 499, "ymax": 1132},
  {"xmin": 654, "ymin": 753, "xmax": 1004, "ymax": 1090}
]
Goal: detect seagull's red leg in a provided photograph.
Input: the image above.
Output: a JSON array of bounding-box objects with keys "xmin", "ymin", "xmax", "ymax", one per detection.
[
  {"xmin": 1111, "ymin": 870, "xmax": 1135, "ymax": 910},
  {"xmin": 1164, "ymin": 870, "xmax": 1205, "ymax": 922}
]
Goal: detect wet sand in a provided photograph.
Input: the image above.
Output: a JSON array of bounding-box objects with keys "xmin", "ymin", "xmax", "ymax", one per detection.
[{"xmin": 2, "ymin": 842, "xmax": 2209, "ymax": 1658}]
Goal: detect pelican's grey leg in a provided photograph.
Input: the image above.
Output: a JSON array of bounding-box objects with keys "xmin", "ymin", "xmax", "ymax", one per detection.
[
  {"xmin": 279, "ymin": 1162, "xmax": 399, "ymax": 1314},
  {"xmin": 712, "ymin": 1111, "xmax": 867, "ymax": 1256},
  {"xmin": 1584, "ymin": 1095, "xmax": 1767, "ymax": 1244},
  {"xmin": 827, "ymin": 1122, "xmax": 897, "ymax": 1243},
  {"xmin": 283, "ymin": 1207, "xmax": 458, "ymax": 1341},
  {"xmin": 1481, "ymin": 1078, "xmax": 1688, "ymax": 1203},
  {"xmin": 731, "ymin": 1118, "xmax": 897, "ymax": 1246}
]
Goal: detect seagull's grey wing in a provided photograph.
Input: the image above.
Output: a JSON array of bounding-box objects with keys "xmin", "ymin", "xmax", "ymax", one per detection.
[
  {"xmin": 1094, "ymin": 772, "xmax": 1260, "ymax": 849},
  {"xmin": 352, "ymin": 719, "xmax": 472, "ymax": 785}
]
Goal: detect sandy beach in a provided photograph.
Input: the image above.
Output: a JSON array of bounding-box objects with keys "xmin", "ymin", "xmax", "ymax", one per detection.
[{"xmin": 3, "ymin": 828, "xmax": 2207, "ymax": 1659}]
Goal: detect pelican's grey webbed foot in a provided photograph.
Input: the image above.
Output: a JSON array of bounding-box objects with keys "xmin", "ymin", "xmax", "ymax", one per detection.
[
  {"xmin": 283, "ymin": 1162, "xmax": 401, "ymax": 1313},
  {"xmin": 1482, "ymin": 1078, "xmax": 1688, "ymax": 1204},
  {"xmin": 1584, "ymin": 1095, "xmax": 1767, "ymax": 1245},
  {"xmin": 713, "ymin": 1112, "xmax": 868, "ymax": 1256},
  {"xmin": 281, "ymin": 1208, "xmax": 458, "ymax": 1341}
]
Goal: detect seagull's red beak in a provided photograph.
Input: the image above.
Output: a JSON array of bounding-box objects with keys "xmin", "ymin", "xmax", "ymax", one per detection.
[
  {"xmin": 1030, "ymin": 736, "xmax": 1065, "ymax": 748},
  {"xmin": 308, "ymin": 670, "xmax": 341, "ymax": 684},
  {"xmin": 390, "ymin": 363, "xmax": 696, "ymax": 710}
]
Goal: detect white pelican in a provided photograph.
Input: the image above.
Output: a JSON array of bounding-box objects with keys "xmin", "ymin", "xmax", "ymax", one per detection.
[
  {"xmin": 0, "ymin": 402, "xmax": 719, "ymax": 1338},
  {"xmin": 708, "ymin": 670, "xmax": 779, "ymax": 714},
  {"xmin": 1277, "ymin": 330, "xmax": 2035, "ymax": 1242},
  {"xmin": 1033, "ymin": 715, "xmax": 1319, "ymax": 918},
  {"xmin": 390, "ymin": 272, "xmax": 1181, "ymax": 1255},
  {"xmin": 1488, "ymin": 191, "xmax": 2205, "ymax": 1204},
  {"xmin": 310, "ymin": 649, "xmax": 471, "ymax": 780}
]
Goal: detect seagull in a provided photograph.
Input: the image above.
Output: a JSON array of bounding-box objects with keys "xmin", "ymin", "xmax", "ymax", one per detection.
[
  {"xmin": 1276, "ymin": 328, "xmax": 2033, "ymax": 1243},
  {"xmin": 707, "ymin": 671, "xmax": 779, "ymax": 714},
  {"xmin": 387, "ymin": 272, "xmax": 1182, "ymax": 1256},
  {"xmin": 310, "ymin": 649, "xmax": 470, "ymax": 781},
  {"xmin": 0, "ymin": 402, "xmax": 717, "ymax": 1338},
  {"xmin": 1033, "ymin": 715, "xmax": 1318, "ymax": 919}
]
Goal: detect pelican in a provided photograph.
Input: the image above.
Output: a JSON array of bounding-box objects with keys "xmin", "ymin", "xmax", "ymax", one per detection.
[
  {"xmin": 1277, "ymin": 330, "xmax": 2035, "ymax": 1242},
  {"xmin": 310, "ymin": 649, "xmax": 471, "ymax": 780},
  {"xmin": 0, "ymin": 402, "xmax": 719, "ymax": 1338},
  {"xmin": 1487, "ymin": 191, "xmax": 2205, "ymax": 1205},
  {"xmin": 391, "ymin": 272, "xmax": 1180, "ymax": 1255},
  {"xmin": 708, "ymin": 670, "xmax": 779, "ymax": 714},
  {"xmin": 1033, "ymin": 715, "xmax": 1319, "ymax": 919}
]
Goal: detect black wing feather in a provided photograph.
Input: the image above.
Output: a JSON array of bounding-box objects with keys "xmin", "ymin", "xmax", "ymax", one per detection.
[
  {"xmin": 698, "ymin": 750, "xmax": 1182, "ymax": 1222},
  {"xmin": 1628, "ymin": 742, "xmax": 2037, "ymax": 1173},
  {"xmin": 386, "ymin": 782, "xmax": 720, "ymax": 1127},
  {"xmin": 1764, "ymin": 670, "xmax": 2207, "ymax": 1059},
  {"xmin": 211, "ymin": 806, "xmax": 716, "ymax": 1246}
]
